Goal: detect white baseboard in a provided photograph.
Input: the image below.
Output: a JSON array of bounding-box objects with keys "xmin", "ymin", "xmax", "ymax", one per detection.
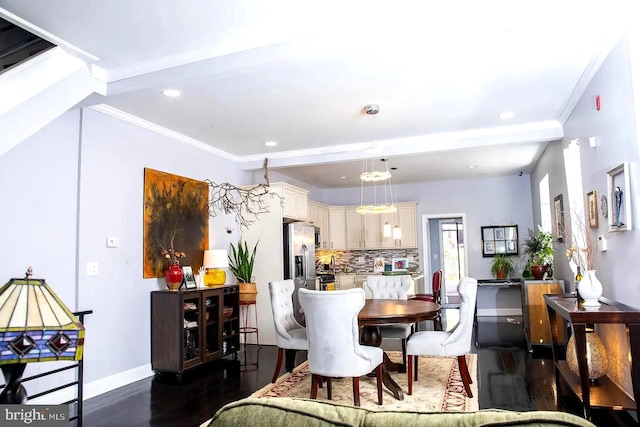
[{"xmin": 29, "ymin": 364, "xmax": 154, "ymax": 404}]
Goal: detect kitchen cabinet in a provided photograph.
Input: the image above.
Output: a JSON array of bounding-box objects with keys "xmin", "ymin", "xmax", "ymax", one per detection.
[
  {"xmin": 379, "ymin": 203, "xmax": 417, "ymax": 248},
  {"xmin": 273, "ymin": 183, "xmax": 308, "ymax": 221},
  {"xmin": 150, "ymin": 285, "xmax": 240, "ymax": 378},
  {"xmin": 345, "ymin": 208, "xmax": 380, "ymax": 249},
  {"xmin": 522, "ymin": 280, "xmax": 565, "ymax": 350},
  {"xmin": 336, "ymin": 274, "xmax": 356, "ymax": 290},
  {"xmin": 328, "ymin": 207, "xmax": 346, "ymax": 250},
  {"xmin": 308, "ymin": 201, "xmax": 329, "ymax": 249}
]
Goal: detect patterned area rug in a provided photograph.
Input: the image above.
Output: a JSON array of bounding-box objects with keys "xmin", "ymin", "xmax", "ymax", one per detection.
[{"xmin": 251, "ymin": 352, "xmax": 478, "ymax": 412}]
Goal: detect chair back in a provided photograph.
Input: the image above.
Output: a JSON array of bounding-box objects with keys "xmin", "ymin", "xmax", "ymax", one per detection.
[
  {"xmin": 442, "ymin": 277, "xmax": 478, "ymax": 354},
  {"xmin": 432, "ymin": 270, "xmax": 443, "ymax": 294},
  {"xmin": 269, "ymin": 279, "xmax": 304, "ymax": 347},
  {"xmin": 298, "ymin": 288, "xmax": 373, "ymax": 377},
  {"xmin": 365, "ymin": 275, "xmax": 411, "ymax": 300}
]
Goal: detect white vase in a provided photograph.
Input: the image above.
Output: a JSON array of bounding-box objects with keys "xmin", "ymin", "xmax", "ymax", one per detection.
[{"xmin": 578, "ymin": 270, "xmax": 603, "ymax": 307}]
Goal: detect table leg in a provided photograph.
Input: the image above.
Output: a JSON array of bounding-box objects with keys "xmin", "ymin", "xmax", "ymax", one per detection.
[
  {"xmin": 573, "ymin": 323, "xmax": 591, "ymax": 419},
  {"xmin": 360, "ymin": 325, "xmax": 405, "ymax": 400}
]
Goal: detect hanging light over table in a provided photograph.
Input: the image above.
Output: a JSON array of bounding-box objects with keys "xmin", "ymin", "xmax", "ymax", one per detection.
[{"xmin": 357, "ymin": 104, "xmax": 397, "ymax": 215}]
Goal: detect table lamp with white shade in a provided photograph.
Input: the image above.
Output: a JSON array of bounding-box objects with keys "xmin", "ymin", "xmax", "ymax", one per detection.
[{"xmin": 202, "ymin": 249, "xmax": 228, "ymax": 287}]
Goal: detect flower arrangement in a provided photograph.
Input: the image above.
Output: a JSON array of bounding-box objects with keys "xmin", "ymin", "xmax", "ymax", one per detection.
[
  {"xmin": 564, "ymin": 210, "xmax": 595, "ymax": 272},
  {"xmin": 158, "ymin": 229, "xmax": 186, "ymax": 265}
]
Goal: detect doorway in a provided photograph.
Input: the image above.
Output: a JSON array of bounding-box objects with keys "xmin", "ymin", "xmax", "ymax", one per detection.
[{"xmin": 422, "ymin": 214, "xmax": 468, "ymax": 307}]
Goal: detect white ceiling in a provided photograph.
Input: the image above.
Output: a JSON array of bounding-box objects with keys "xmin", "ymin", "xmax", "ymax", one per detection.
[{"xmin": 0, "ymin": 1, "xmax": 632, "ymax": 188}]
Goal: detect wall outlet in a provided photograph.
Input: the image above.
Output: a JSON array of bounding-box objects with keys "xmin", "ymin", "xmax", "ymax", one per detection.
[
  {"xmin": 86, "ymin": 262, "xmax": 99, "ymax": 276},
  {"xmin": 358, "ymin": 256, "xmax": 365, "ymax": 263},
  {"xmin": 407, "ymin": 256, "xmax": 414, "ymax": 262}
]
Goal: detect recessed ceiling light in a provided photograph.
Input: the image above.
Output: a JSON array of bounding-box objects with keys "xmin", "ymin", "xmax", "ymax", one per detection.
[
  {"xmin": 499, "ymin": 112, "xmax": 514, "ymax": 120},
  {"xmin": 467, "ymin": 165, "xmax": 479, "ymax": 169},
  {"xmin": 265, "ymin": 141, "xmax": 278, "ymax": 147},
  {"xmin": 162, "ymin": 89, "xmax": 182, "ymax": 97},
  {"xmin": 340, "ymin": 176, "xmax": 349, "ymax": 179}
]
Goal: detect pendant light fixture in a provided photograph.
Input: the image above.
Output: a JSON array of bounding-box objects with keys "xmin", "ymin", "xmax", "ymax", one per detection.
[{"xmin": 357, "ymin": 104, "xmax": 397, "ymax": 215}]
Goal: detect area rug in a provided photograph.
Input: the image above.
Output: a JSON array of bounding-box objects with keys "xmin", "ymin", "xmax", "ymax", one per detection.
[{"xmin": 250, "ymin": 351, "xmax": 478, "ymax": 412}]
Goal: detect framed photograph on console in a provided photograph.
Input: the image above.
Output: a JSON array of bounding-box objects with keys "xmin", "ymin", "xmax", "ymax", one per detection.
[
  {"xmin": 587, "ymin": 190, "xmax": 598, "ymax": 229},
  {"xmin": 554, "ymin": 194, "xmax": 565, "ymax": 242},
  {"xmin": 182, "ymin": 266, "xmax": 197, "ymax": 289}
]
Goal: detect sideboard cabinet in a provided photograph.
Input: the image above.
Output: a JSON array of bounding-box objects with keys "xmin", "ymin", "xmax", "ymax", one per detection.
[
  {"xmin": 522, "ymin": 279, "xmax": 565, "ymax": 350},
  {"xmin": 151, "ymin": 285, "xmax": 239, "ymax": 378}
]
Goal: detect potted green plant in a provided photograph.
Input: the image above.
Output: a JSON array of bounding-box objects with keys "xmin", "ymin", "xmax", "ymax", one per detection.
[
  {"xmin": 522, "ymin": 227, "xmax": 553, "ymax": 280},
  {"xmin": 228, "ymin": 240, "xmax": 259, "ymax": 302},
  {"xmin": 490, "ymin": 253, "xmax": 515, "ymax": 280}
]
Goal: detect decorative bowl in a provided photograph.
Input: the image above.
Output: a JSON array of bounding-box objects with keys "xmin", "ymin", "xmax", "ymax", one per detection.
[{"xmin": 222, "ymin": 307, "xmax": 233, "ymax": 320}]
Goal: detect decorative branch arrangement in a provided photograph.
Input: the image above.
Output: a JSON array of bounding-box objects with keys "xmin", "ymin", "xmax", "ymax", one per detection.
[{"xmin": 204, "ymin": 158, "xmax": 283, "ymax": 229}]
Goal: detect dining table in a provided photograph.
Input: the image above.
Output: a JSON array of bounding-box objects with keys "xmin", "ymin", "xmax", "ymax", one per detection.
[{"xmin": 358, "ymin": 298, "xmax": 441, "ymax": 400}]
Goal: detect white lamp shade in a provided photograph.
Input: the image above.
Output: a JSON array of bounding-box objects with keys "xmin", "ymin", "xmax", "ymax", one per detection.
[
  {"xmin": 383, "ymin": 221, "xmax": 392, "ymax": 237},
  {"xmin": 203, "ymin": 249, "xmax": 229, "ymax": 268}
]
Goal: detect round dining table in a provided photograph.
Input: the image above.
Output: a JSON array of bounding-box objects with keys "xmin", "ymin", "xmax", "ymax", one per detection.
[{"xmin": 358, "ymin": 299, "xmax": 440, "ymax": 400}]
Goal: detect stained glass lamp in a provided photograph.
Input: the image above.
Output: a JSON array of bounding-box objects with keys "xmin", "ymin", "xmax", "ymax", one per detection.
[{"xmin": 0, "ymin": 269, "xmax": 85, "ymax": 404}]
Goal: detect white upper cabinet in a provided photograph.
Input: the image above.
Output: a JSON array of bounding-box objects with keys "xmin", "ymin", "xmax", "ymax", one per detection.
[
  {"xmin": 379, "ymin": 203, "xmax": 417, "ymax": 248},
  {"xmin": 308, "ymin": 201, "xmax": 330, "ymax": 249},
  {"xmin": 274, "ymin": 183, "xmax": 308, "ymax": 221},
  {"xmin": 345, "ymin": 207, "xmax": 379, "ymax": 249},
  {"xmin": 328, "ymin": 207, "xmax": 346, "ymax": 250}
]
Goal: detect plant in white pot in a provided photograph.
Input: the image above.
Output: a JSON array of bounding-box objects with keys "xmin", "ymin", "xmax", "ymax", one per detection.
[{"xmin": 228, "ymin": 240, "xmax": 258, "ymax": 303}]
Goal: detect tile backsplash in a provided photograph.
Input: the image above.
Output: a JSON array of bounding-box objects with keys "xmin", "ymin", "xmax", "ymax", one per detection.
[{"xmin": 316, "ymin": 249, "xmax": 420, "ymax": 273}]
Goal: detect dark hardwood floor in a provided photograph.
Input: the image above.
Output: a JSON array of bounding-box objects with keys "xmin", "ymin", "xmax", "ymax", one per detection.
[{"xmin": 79, "ymin": 313, "xmax": 638, "ymax": 427}]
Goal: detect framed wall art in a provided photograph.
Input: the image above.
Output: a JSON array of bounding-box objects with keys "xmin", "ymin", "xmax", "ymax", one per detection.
[
  {"xmin": 586, "ymin": 190, "xmax": 598, "ymax": 229},
  {"xmin": 553, "ymin": 194, "xmax": 565, "ymax": 242},
  {"xmin": 182, "ymin": 266, "xmax": 197, "ymax": 289},
  {"xmin": 481, "ymin": 225, "xmax": 518, "ymax": 257},
  {"xmin": 143, "ymin": 168, "xmax": 209, "ymax": 278},
  {"xmin": 607, "ymin": 162, "xmax": 633, "ymax": 232}
]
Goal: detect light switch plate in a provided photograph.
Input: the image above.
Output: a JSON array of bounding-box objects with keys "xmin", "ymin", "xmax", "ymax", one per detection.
[{"xmin": 86, "ymin": 262, "xmax": 99, "ymax": 276}]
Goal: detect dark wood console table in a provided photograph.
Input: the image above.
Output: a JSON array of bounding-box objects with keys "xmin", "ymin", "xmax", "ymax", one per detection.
[{"xmin": 544, "ymin": 294, "xmax": 640, "ymax": 420}]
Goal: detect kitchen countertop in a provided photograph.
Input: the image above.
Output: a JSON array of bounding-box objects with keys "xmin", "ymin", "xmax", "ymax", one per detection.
[{"xmin": 331, "ymin": 271, "xmax": 424, "ymax": 280}]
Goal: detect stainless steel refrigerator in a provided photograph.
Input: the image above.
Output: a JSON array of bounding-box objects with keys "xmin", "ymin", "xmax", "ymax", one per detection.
[{"xmin": 283, "ymin": 222, "xmax": 317, "ymax": 325}]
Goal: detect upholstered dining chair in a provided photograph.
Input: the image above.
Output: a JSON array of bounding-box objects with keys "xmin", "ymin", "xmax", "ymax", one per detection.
[
  {"xmin": 412, "ymin": 269, "xmax": 443, "ymax": 330},
  {"xmin": 406, "ymin": 276, "xmax": 478, "ymax": 397},
  {"xmin": 365, "ymin": 274, "xmax": 413, "ymax": 370},
  {"xmin": 268, "ymin": 279, "xmax": 308, "ymax": 383},
  {"xmin": 298, "ymin": 287, "xmax": 383, "ymax": 406}
]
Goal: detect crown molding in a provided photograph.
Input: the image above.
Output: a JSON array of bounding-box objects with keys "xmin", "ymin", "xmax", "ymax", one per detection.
[{"xmin": 89, "ymin": 105, "xmax": 239, "ymax": 161}]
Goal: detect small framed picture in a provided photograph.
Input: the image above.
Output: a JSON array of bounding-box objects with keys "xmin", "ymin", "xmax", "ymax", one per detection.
[
  {"xmin": 494, "ymin": 228, "xmax": 505, "ymax": 240},
  {"xmin": 506, "ymin": 240, "xmax": 517, "ymax": 254},
  {"xmin": 182, "ymin": 266, "xmax": 197, "ymax": 289},
  {"xmin": 391, "ymin": 257, "xmax": 408, "ymax": 271},
  {"xmin": 373, "ymin": 257, "xmax": 385, "ymax": 273},
  {"xmin": 587, "ymin": 190, "xmax": 598, "ymax": 229},
  {"xmin": 554, "ymin": 194, "xmax": 565, "ymax": 242},
  {"xmin": 483, "ymin": 241, "xmax": 495, "ymax": 255},
  {"xmin": 607, "ymin": 162, "xmax": 633, "ymax": 232}
]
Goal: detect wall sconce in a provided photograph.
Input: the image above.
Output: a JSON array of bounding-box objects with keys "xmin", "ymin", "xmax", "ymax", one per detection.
[
  {"xmin": 203, "ymin": 249, "xmax": 228, "ymax": 287},
  {"xmin": 566, "ymin": 326, "xmax": 609, "ymax": 381}
]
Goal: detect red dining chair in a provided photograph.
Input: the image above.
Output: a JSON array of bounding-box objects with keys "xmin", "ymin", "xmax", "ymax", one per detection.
[{"xmin": 411, "ymin": 270, "xmax": 442, "ymax": 330}]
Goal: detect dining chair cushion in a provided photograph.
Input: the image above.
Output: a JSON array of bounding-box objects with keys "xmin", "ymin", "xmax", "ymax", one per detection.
[
  {"xmin": 377, "ymin": 324, "xmax": 412, "ymax": 339},
  {"xmin": 407, "ymin": 277, "xmax": 478, "ymax": 357},
  {"xmin": 365, "ymin": 275, "xmax": 412, "ymax": 299},
  {"xmin": 299, "ymin": 287, "xmax": 383, "ymax": 378},
  {"xmin": 269, "ymin": 279, "xmax": 308, "ymax": 350}
]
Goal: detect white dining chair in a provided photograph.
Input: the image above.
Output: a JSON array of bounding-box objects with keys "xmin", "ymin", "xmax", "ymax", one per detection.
[
  {"xmin": 365, "ymin": 274, "xmax": 413, "ymax": 370},
  {"xmin": 406, "ymin": 277, "xmax": 478, "ymax": 397},
  {"xmin": 298, "ymin": 287, "xmax": 383, "ymax": 406},
  {"xmin": 268, "ymin": 279, "xmax": 308, "ymax": 382}
]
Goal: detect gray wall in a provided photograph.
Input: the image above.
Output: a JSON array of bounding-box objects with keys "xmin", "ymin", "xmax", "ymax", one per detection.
[
  {"xmin": 530, "ymin": 31, "xmax": 640, "ymax": 398},
  {"xmin": 0, "ymin": 107, "xmax": 242, "ymax": 398}
]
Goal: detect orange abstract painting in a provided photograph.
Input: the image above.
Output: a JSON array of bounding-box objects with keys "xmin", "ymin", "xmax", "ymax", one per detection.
[{"xmin": 143, "ymin": 168, "xmax": 209, "ymax": 278}]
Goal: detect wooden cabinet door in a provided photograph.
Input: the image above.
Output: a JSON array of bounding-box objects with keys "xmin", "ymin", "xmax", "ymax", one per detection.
[
  {"xmin": 345, "ymin": 208, "xmax": 363, "ymax": 249},
  {"xmin": 318, "ymin": 205, "xmax": 330, "ymax": 249},
  {"xmin": 282, "ymin": 186, "xmax": 297, "ymax": 219},
  {"xmin": 328, "ymin": 207, "xmax": 346, "ymax": 250},
  {"xmin": 396, "ymin": 204, "xmax": 417, "ymax": 248},
  {"xmin": 362, "ymin": 214, "xmax": 379, "ymax": 248},
  {"xmin": 295, "ymin": 190, "xmax": 307, "ymax": 220}
]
